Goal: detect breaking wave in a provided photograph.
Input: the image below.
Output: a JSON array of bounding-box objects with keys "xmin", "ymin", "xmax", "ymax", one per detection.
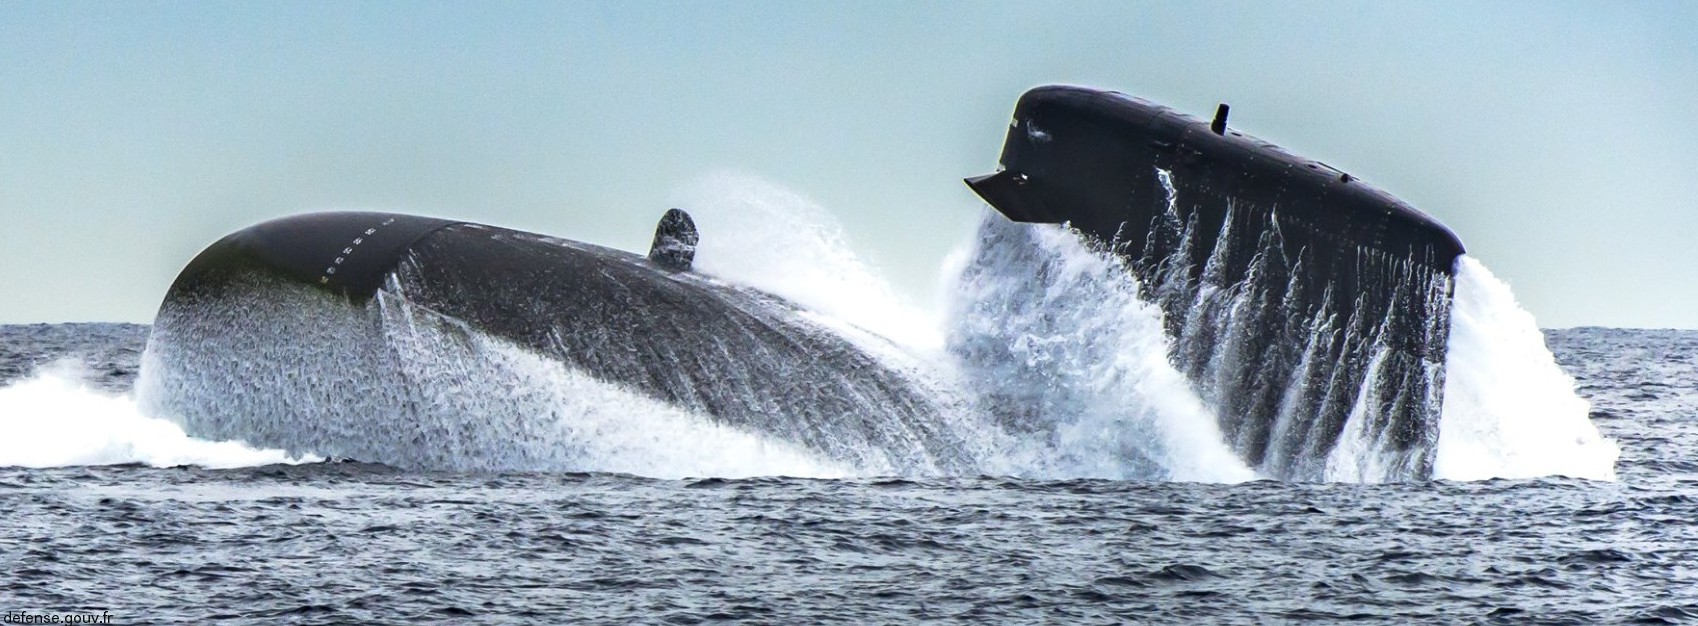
[
  {"xmin": 947, "ymin": 216, "xmax": 1257, "ymax": 482},
  {"xmin": 0, "ymin": 360, "xmax": 304, "ymax": 469}
]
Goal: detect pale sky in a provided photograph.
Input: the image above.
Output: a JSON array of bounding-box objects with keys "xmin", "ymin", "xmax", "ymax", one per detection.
[{"xmin": 3, "ymin": 1, "xmax": 1695, "ymax": 328}]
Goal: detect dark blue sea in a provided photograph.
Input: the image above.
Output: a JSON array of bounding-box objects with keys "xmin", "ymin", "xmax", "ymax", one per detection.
[{"xmin": 0, "ymin": 323, "xmax": 1691, "ymax": 624}]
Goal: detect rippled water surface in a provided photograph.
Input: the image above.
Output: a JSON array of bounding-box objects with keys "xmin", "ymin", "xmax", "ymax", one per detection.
[{"xmin": 3, "ymin": 324, "xmax": 1696, "ymax": 624}]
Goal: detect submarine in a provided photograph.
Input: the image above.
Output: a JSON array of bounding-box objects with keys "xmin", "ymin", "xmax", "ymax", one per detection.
[
  {"xmin": 960, "ymin": 85, "xmax": 1464, "ymax": 480},
  {"xmin": 142, "ymin": 84, "xmax": 1467, "ymax": 480},
  {"xmin": 141, "ymin": 209, "xmax": 977, "ymax": 473}
]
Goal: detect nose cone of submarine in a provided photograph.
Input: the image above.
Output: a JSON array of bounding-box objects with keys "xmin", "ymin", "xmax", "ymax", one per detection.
[
  {"xmin": 967, "ymin": 84, "xmax": 1465, "ymax": 269},
  {"xmin": 164, "ymin": 211, "xmax": 462, "ymax": 304}
]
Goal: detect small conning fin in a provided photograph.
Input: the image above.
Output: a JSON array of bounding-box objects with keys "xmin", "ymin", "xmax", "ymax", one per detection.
[{"xmin": 648, "ymin": 208, "xmax": 699, "ymax": 271}]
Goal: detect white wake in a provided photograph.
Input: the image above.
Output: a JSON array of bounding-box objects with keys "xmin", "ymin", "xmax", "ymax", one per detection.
[
  {"xmin": 1434, "ymin": 256, "xmax": 1620, "ymax": 481},
  {"xmin": 0, "ymin": 360, "xmax": 305, "ymax": 469}
]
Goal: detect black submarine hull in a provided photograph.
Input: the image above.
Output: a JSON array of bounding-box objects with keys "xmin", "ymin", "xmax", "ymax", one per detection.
[
  {"xmin": 143, "ymin": 211, "xmax": 972, "ymax": 473},
  {"xmin": 962, "ymin": 86, "xmax": 1463, "ymax": 480}
]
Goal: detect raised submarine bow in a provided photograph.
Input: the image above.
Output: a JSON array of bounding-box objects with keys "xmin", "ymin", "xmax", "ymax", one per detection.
[{"xmin": 961, "ymin": 85, "xmax": 1464, "ymax": 480}]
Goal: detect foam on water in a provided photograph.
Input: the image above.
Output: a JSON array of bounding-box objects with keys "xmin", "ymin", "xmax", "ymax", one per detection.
[
  {"xmin": 1434, "ymin": 256, "xmax": 1620, "ymax": 481},
  {"xmin": 0, "ymin": 360, "xmax": 304, "ymax": 469}
]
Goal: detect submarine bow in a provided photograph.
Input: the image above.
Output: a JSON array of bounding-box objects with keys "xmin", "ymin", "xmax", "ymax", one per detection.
[
  {"xmin": 959, "ymin": 85, "xmax": 1465, "ymax": 481},
  {"xmin": 143, "ymin": 211, "xmax": 976, "ymax": 474}
]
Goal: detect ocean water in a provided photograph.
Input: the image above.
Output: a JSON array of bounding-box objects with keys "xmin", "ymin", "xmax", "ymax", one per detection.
[
  {"xmin": 0, "ymin": 177, "xmax": 1677, "ymax": 623},
  {"xmin": 0, "ymin": 323, "xmax": 1691, "ymax": 623}
]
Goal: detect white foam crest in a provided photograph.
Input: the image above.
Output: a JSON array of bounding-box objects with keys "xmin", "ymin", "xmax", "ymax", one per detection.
[
  {"xmin": 948, "ymin": 216, "xmax": 1258, "ymax": 483},
  {"xmin": 1027, "ymin": 226, "xmax": 1259, "ymax": 483},
  {"xmin": 0, "ymin": 361, "xmax": 306, "ymax": 469},
  {"xmin": 1434, "ymin": 256, "xmax": 1619, "ymax": 481},
  {"xmin": 673, "ymin": 171, "xmax": 943, "ymax": 351}
]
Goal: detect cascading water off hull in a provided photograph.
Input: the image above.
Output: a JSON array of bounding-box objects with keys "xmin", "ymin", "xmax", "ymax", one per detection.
[
  {"xmin": 961, "ymin": 85, "xmax": 1466, "ymax": 481},
  {"xmin": 141, "ymin": 211, "xmax": 974, "ymax": 473}
]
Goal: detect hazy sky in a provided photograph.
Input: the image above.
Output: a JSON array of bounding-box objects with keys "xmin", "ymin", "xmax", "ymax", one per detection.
[{"xmin": 3, "ymin": 1, "xmax": 1695, "ymax": 328}]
